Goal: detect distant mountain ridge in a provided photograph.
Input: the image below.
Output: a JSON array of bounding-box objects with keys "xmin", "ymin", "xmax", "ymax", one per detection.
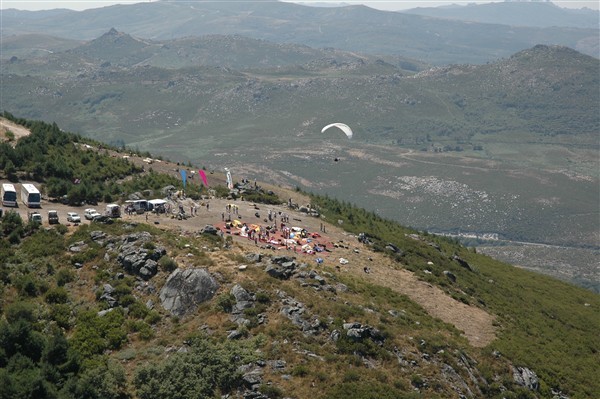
[
  {"xmin": 62, "ymin": 28, "xmax": 425, "ymax": 71},
  {"xmin": 1, "ymin": 1, "xmax": 597, "ymax": 65},
  {"xmin": 4, "ymin": 34, "xmax": 596, "ymax": 146},
  {"xmin": 403, "ymin": 1, "xmax": 599, "ymax": 29}
]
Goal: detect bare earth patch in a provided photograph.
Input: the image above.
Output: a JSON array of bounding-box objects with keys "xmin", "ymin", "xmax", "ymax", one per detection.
[
  {"xmin": 354, "ymin": 260, "xmax": 497, "ymax": 347},
  {"xmin": 0, "ymin": 117, "xmax": 32, "ymax": 145}
]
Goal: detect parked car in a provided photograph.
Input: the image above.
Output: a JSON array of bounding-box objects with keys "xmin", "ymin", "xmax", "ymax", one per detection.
[
  {"xmin": 84, "ymin": 208, "xmax": 101, "ymax": 220},
  {"xmin": 91, "ymin": 214, "xmax": 114, "ymax": 224},
  {"xmin": 67, "ymin": 212, "xmax": 81, "ymax": 223},
  {"xmin": 48, "ymin": 210, "xmax": 59, "ymax": 225},
  {"xmin": 28, "ymin": 212, "xmax": 43, "ymax": 223}
]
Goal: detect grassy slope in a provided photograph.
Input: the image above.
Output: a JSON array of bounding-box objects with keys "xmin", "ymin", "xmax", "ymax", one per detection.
[{"xmin": 310, "ymin": 193, "xmax": 600, "ymax": 398}]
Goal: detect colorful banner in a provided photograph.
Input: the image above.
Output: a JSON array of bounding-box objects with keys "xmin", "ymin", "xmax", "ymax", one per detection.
[
  {"xmin": 225, "ymin": 168, "xmax": 233, "ymax": 190},
  {"xmin": 180, "ymin": 169, "xmax": 187, "ymax": 189},
  {"xmin": 199, "ymin": 170, "xmax": 208, "ymax": 187}
]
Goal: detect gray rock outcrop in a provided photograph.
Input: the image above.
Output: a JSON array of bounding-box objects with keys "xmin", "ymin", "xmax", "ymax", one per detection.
[
  {"xmin": 512, "ymin": 366, "xmax": 539, "ymax": 391},
  {"xmin": 453, "ymin": 255, "xmax": 473, "ymax": 272},
  {"xmin": 342, "ymin": 322, "xmax": 385, "ymax": 345},
  {"xmin": 230, "ymin": 284, "xmax": 255, "ymax": 326},
  {"xmin": 278, "ymin": 290, "xmax": 324, "ymax": 335},
  {"xmin": 116, "ymin": 232, "xmax": 166, "ymax": 280},
  {"xmin": 159, "ymin": 268, "xmax": 219, "ymax": 316}
]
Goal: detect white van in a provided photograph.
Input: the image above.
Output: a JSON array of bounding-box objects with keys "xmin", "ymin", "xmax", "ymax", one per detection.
[{"xmin": 84, "ymin": 208, "xmax": 101, "ymax": 220}]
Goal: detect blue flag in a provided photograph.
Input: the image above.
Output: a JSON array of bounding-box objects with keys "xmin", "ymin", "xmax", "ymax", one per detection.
[{"xmin": 180, "ymin": 169, "xmax": 187, "ymax": 189}]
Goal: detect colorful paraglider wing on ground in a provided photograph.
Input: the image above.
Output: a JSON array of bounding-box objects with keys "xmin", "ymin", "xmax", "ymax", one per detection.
[
  {"xmin": 321, "ymin": 123, "xmax": 353, "ymax": 139},
  {"xmin": 198, "ymin": 170, "xmax": 208, "ymax": 187}
]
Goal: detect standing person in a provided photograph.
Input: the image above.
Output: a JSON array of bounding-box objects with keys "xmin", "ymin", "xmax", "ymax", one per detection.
[
  {"xmin": 221, "ymin": 212, "xmax": 225, "ymax": 221},
  {"xmin": 206, "ymin": 203, "xmax": 210, "ymax": 212}
]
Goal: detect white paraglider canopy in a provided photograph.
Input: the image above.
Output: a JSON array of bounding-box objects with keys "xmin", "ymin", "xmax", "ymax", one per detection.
[{"xmin": 321, "ymin": 123, "xmax": 353, "ymax": 139}]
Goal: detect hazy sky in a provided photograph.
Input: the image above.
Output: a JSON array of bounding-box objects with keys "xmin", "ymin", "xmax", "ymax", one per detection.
[{"xmin": 2, "ymin": 0, "xmax": 599, "ymax": 12}]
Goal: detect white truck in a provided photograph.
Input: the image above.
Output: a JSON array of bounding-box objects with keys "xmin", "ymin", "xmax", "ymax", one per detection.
[{"xmin": 105, "ymin": 204, "xmax": 121, "ymax": 218}]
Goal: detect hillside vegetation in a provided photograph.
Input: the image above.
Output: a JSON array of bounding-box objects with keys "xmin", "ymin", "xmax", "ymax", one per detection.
[{"xmin": 0, "ymin": 117, "xmax": 598, "ymax": 399}]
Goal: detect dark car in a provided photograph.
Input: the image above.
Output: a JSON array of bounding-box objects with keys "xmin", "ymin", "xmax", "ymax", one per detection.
[{"xmin": 92, "ymin": 214, "xmax": 114, "ymax": 224}]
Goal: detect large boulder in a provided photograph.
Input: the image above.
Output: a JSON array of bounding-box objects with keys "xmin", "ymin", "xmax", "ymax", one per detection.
[
  {"xmin": 201, "ymin": 225, "xmax": 219, "ymax": 235},
  {"xmin": 116, "ymin": 233, "xmax": 166, "ymax": 280},
  {"xmin": 160, "ymin": 268, "xmax": 219, "ymax": 316},
  {"xmin": 512, "ymin": 366, "xmax": 539, "ymax": 391},
  {"xmin": 453, "ymin": 255, "xmax": 473, "ymax": 272}
]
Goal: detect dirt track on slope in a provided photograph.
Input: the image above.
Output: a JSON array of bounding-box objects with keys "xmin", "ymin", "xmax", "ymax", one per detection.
[
  {"xmin": 354, "ymin": 263, "xmax": 496, "ymax": 347},
  {"xmin": 0, "ymin": 118, "xmax": 32, "ymax": 145}
]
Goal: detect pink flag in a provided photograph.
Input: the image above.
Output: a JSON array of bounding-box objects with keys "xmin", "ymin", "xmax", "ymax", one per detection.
[{"xmin": 199, "ymin": 170, "xmax": 208, "ymax": 187}]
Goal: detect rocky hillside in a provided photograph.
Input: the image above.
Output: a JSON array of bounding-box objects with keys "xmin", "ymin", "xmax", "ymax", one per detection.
[{"xmin": 0, "ymin": 117, "xmax": 598, "ymax": 399}]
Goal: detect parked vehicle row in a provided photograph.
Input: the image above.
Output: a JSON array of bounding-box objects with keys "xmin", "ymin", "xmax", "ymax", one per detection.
[
  {"xmin": 2, "ymin": 183, "xmax": 42, "ymax": 208},
  {"xmin": 1, "ymin": 180, "xmax": 128, "ymax": 226},
  {"xmin": 18, "ymin": 208, "xmax": 119, "ymax": 225}
]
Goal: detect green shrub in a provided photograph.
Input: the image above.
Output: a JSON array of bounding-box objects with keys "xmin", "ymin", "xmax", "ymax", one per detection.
[
  {"xmin": 255, "ymin": 291, "xmax": 271, "ymax": 304},
  {"xmin": 144, "ymin": 310, "xmax": 161, "ymax": 325},
  {"xmin": 410, "ymin": 374, "xmax": 425, "ymax": 388},
  {"xmin": 56, "ymin": 268, "xmax": 75, "ymax": 286},
  {"xmin": 5, "ymin": 301, "xmax": 37, "ymax": 323},
  {"xmin": 326, "ymin": 381, "xmax": 419, "ymax": 399},
  {"xmin": 119, "ymin": 294, "xmax": 136, "ymax": 307},
  {"xmin": 343, "ymin": 369, "xmax": 361, "ymax": 383},
  {"xmin": 258, "ymin": 384, "xmax": 283, "ymax": 399},
  {"xmin": 215, "ymin": 293, "xmax": 235, "ymax": 313},
  {"xmin": 45, "ymin": 287, "xmax": 69, "ymax": 304},
  {"xmin": 133, "ymin": 335, "xmax": 260, "ymax": 399},
  {"xmin": 158, "ymin": 256, "xmax": 178, "ymax": 273},
  {"xmin": 20, "ymin": 229, "xmax": 65, "ymax": 258},
  {"xmin": 71, "ymin": 309, "xmax": 127, "ymax": 358},
  {"xmin": 291, "ymin": 365, "xmax": 309, "ymax": 377},
  {"xmin": 50, "ymin": 303, "xmax": 71, "ymax": 329},
  {"xmin": 106, "ymin": 327, "xmax": 128, "ymax": 350},
  {"xmin": 128, "ymin": 301, "xmax": 149, "ymax": 319},
  {"xmin": 15, "ymin": 274, "xmax": 42, "ymax": 297},
  {"xmin": 55, "ymin": 224, "xmax": 68, "ymax": 235},
  {"xmin": 137, "ymin": 323, "xmax": 155, "ymax": 341},
  {"xmin": 116, "ymin": 348, "xmax": 137, "ymax": 361}
]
